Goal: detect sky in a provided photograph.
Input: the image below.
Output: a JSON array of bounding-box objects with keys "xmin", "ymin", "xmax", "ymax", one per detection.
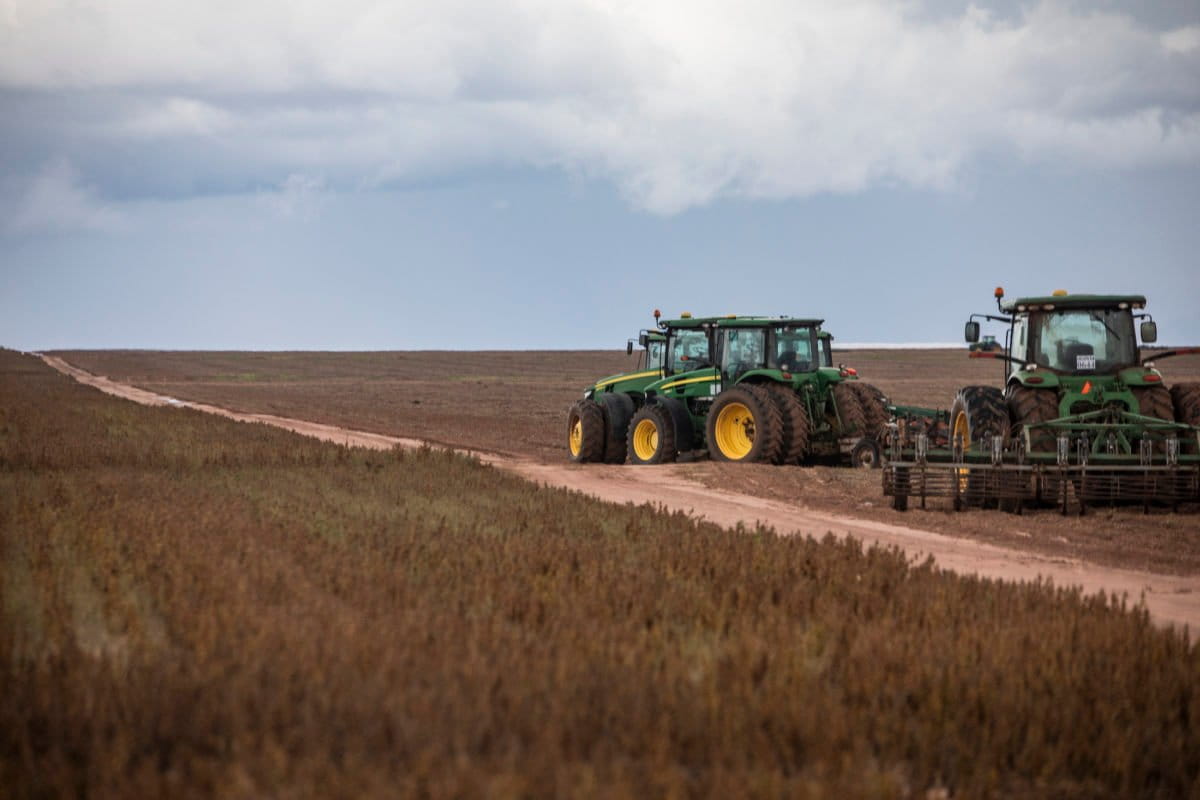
[{"xmin": 2, "ymin": 0, "xmax": 1199, "ymax": 350}]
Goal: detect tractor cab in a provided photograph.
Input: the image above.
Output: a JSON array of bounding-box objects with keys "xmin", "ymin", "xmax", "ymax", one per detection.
[
  {"xmin": 627, "ymin": 330, "xmax": 666, "ymax": 372},
  {"xmin": 1002, "ymin": 293, "xmax": 1147, "ymax": 377}
]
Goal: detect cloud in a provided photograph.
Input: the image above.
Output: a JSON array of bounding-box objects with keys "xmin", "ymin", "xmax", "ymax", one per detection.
[
  {"xmin": 3, "ymin": 158, "xmax": 125, "ymax": 234},
  {"xmin": 1, "ymin": 0, "xmax": 1197, "ymax": 213}
]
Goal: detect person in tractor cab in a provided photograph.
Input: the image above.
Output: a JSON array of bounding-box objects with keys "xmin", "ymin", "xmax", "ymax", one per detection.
[{"xmin": 773, "ymin": 332, "xmax": 811, "ymax": 372}]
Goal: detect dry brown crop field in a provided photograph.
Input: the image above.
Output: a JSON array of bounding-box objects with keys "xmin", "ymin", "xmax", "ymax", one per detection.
[
  {"xmin": 56, "ymin": 348, "xmax": 1200, "ymax": 575},
  {"xmin": 5, "ymin": 348, "xmax": 1200, "ymax": 797}
]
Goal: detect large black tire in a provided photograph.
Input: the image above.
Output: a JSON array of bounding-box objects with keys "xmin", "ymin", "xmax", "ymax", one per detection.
[
  {"xmin": 949, "ymin": 386, "xmax": 1009, "ymax": 508},
  {"xmin": 1007, "ymin": 386, "xmax": 1061, "ymax": 506},
  {"xmin": 599, "ymin": 392, "xmax": 635, "ymax": 464},
  {"xmin": 658, "ymin": 396, "xmax": 696, "ymax": 454},
  {"xmin": 951, "ymin": 386, "xmax": 1010, "ymax": 448},
  {"xmin": 1008, "ymin": 386, "xmax": 1059, "ymax": 452},
  {"xmin": 567, "ymin": 400, "xmax": 606, "ymax": 463},
  {"xmin": 830, "ymin": 383, "xmax": 868, "ymax": 439},
  {"xmin": 1171, "ymin": 383, "xmax": 1200, "ymax": 456},
  {"xmin": 1132, "ymin": 386, "xmax": 1175, "ymax": 422},
  {"xmin": 848, "ymin": 382, "xmax": 889, "ymax": 441},
  {"xmin": 763, "ymin": 383, "xmax": 810, "ymax": 464},
  {"xmin": 626, "ymin": 404, "xmax": 677, "ymax": 465},
  {"xmin": 1172, "ymin": 383, "xmax": 1200, "ymax": 426},
  {"xmin": 706, "ymin": 385, "xmax": 784, "ymax": 463}
]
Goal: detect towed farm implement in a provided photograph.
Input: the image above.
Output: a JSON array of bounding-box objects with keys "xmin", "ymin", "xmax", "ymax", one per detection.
[
  {"xmin": 568, "ymin": 311, "xmax": 888, "ymax": 467},
  {"xmin": 883, "ymin": 289, "xmax": 1200, "ymax": 513}
]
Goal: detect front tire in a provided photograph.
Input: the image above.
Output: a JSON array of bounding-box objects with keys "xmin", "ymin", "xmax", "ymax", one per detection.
[
  {"xmin": 567, "ymin": 400, "xmax": 606, "ymax": 463},
  {"xmin": 706, "ymin": 385, "xmax": 783, "ymax": 463},
  {"xmin": 627, "ymin": 404, "xmax": 677, "ymax": 465}
]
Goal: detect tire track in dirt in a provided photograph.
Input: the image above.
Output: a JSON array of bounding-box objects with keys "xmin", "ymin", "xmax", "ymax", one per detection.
[{"xmin": 42, "ymin": 355, "xmax": 1200, "ymax": 631}]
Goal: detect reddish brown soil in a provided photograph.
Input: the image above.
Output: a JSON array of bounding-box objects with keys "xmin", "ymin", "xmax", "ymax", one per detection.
[{"xmin": 53, "ymin": 348, "xmax": 1200, "ymax": 577}]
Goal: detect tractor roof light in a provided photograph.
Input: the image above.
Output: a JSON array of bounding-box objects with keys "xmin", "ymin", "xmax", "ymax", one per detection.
[
  {"xmin": 994, "ymin": 286, "xmax": 1005, "ymax": 298},
  {"xmin": 653, "ymin": 309, "xmax": 661, "ymax": 320},
  {"xmin": 680, "ymin": 311, "xmax": 692, "ymax": 319},
  {"xmin": 1052, "ymin": 289, "xmax": 1068, "ymax": 297},
  {"xmin": 1118, "ymin": 302, "xmax": 1129, "ymax": 309},
  {"xmin": 1042, "ymin": 304, "xmax": 1055, "ymax": 310}
]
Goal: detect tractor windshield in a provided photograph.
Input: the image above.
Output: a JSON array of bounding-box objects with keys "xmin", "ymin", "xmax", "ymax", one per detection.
[
  {"xmin": 819, "ymin": 336, "xmax": 832, "ymax": 368},
  {"xmin": 1028, "ymin": 308, "xmax": 1137, "ymax": 373},
  {"xmin": 668, "ymin": 329, "xmax": 710, "ymax": 374},
  {"xmin": 772, "ymin": 326, "xmax": 817, "ymax": 372}
]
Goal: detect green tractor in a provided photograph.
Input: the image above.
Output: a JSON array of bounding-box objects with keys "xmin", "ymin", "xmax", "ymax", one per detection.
[
  {"xmin": 567, "ymin": 329, "xmax": 666, "ymax": 463},
  {"xmin": 568, "ymin": 312, "xmax": 889, "ymax": 467},
  {"xmin": 968, "ymin": 334, "xmax": 1001, "ymax": 353},
  {"xmin": 884, "ymin": 288, "xmax": 1200, "ymax": 511}
]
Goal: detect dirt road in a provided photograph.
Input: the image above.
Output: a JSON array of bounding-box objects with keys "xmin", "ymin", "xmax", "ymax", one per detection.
[{"xmin": 43, "ymin": 355, "xmax": 1200, "ymax": 630}]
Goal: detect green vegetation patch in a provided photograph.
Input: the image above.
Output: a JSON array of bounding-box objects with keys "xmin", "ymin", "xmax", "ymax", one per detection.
[{"xmin": 1, "ymin": 349, "xmax": 1197, "ymax": 798}]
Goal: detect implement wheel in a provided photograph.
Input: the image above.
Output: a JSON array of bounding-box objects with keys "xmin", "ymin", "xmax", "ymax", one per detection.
[
  {"xmin": 763, "ymin": 383, "xmax": 810, "ymax": 464},
  {"xmin": 949, "ymin": 386, "xmax": 1009, "ymax": 508},
  {"xmin": 567, "ymin": 400, "xmax": 606, "ymax": 463},
  {"xmin": 626, "ymin": 404, "xmax": 678, "ymax": 465},
  {"xmin": 706, "ymin": 385, "xmax": 783, "ymax": 463}
]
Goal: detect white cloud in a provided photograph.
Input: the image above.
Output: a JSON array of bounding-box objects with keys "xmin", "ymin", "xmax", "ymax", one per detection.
[
  {"xmin": 1, "ymin": 0, "xmax": 1197, "ymax": 213},
  {"xmin": 4, "ymin": 158, "xmax": 125, "ymax": 234}
]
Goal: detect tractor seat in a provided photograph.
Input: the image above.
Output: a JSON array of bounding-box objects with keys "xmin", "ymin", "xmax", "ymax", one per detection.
[{"xmin": 1059, "ymin": 341, "xmax": 1095, "ymax": 370}]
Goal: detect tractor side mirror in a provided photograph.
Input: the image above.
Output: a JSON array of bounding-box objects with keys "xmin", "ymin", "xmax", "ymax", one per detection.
[
  {"xmin": 964, "ymin": 321, "xmax": 980, "ymax": 343},
  {"xmin": 638, "ymin": 333, "xmax": 648, "ymax": 347},
  {"xmin": 1140, "ymin": 320, "xmax": 1157, "ymax": 344},
  {"xmin": 626, "ymin": 341, "xmax": 634, "ymax": 355}
]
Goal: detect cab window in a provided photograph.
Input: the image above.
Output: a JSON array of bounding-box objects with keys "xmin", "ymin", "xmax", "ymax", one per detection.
[
  {"xmin": 645, "ymin": 340, "xmax": 665, "ymax": 371},
  {"xmin": 772, "ymin": 328, "xmax": 815, "ymax": 372},
  {"xmin": 720, "ymin": 329, "xmax": 766, "ymax": 379},
  {"xmin": 668, "ymin": 329, "xmax": 710, "ymax": 374}
]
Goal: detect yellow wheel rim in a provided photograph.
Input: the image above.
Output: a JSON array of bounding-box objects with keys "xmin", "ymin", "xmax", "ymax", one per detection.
[
  {"xmin": 632, "ymin": 418, "xmax": 660, "ymax": 461},
  {"xmin": 714, "ymin": 401, "xmax": 755, "ymax": 460},
  {"xmin": 952, "ymin": 409, "xmax": 970, "ymax": 491},
  {"xmin": 569, "ymin": 418, "xmax": 583, "ymax": 457}
]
